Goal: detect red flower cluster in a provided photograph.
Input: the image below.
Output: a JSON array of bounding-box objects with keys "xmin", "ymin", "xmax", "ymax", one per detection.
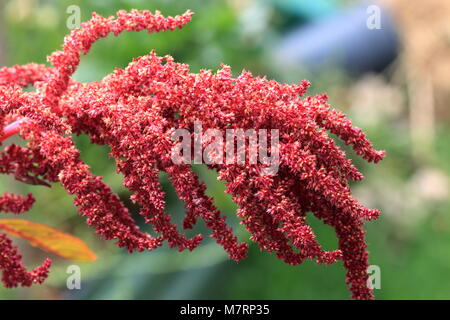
[
  {"xmin": 0, "ymin": 9, "xmax": 384, "ymax": 299},
  {"xmin": 0, "ymin": 234, "xmax": 51, "ymax": 287}
]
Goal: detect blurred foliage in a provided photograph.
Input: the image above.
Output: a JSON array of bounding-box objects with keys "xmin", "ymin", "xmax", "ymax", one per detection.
[{"xmin": 0, "ymin": 0, "xmax": 449, "ymax": 300}]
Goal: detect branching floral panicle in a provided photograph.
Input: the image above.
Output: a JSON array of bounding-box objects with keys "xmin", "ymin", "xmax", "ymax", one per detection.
[{"xmin": 0, "ymin": 9, "xmax": 384, "ymax": 300}]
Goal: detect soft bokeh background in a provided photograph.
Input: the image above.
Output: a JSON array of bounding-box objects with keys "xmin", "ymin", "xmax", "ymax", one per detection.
[{"xmin": 0, "ymin": 0, "xmax": 449, "ymax": 299}]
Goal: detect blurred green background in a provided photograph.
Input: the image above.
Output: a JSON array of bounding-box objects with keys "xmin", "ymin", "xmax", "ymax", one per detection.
[{"xmin": 0, "ymin": 0, "xmax": 449, "ymax": 299}]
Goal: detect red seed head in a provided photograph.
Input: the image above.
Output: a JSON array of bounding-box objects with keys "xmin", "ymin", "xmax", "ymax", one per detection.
[{"xmin": 0, "ymin": 9, "xmax": 383, "ymax": 299}]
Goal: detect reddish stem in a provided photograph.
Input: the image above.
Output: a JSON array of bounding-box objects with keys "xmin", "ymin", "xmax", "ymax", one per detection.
[{"xmin": 0, "ymin": 118, "xmax": 28, "ymax": 142}]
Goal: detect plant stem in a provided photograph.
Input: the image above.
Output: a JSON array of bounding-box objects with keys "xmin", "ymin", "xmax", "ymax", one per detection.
[{"xmin": 0, "ymin": 118, "xmax": 28, "ymax": 142}]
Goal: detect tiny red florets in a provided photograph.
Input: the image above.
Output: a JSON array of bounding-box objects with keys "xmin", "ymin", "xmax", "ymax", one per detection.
[
  {"xmin": 0, "ymin": 9, "xmax": 384, "ymax": 300},
  {"xmin": 0, "ymin": 193, "xmax": 35, "ymax": 214},
  {"xmin": 0, "ymin": 233, "xmax": 51, "ymax": 288}
]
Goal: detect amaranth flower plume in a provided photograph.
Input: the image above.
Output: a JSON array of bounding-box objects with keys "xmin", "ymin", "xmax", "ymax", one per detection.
[{"xmin": 0, "ymin": 9, "xmax": 384, "ymax": 299}]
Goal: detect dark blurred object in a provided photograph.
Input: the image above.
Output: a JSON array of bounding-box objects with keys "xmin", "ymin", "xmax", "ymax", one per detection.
[{"xmin": 273, "ymin": 2, "xmax": 400, "ymax": 75}]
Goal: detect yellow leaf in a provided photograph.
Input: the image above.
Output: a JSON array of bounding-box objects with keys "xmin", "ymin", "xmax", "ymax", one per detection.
[{"xmin": 0, "ymin": 219, "xmax": 96, "ymax": 262}]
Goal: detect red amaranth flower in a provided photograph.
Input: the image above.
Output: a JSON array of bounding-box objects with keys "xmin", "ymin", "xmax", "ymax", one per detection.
[
  {"xmin": 0, "ymin": 233, "xmax": 51, "ymax": 288},
  {"xmin": 0, "ymin": 193, "xmax": 35, "ymax": 214},
  {"xmin": 0, "ymin": 9, "xmax": 384, "ymax": 299}
]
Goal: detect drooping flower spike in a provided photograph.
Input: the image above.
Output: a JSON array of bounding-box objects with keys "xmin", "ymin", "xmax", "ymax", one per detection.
[
  {"xmin": 0, "ymin": 9, "xmax": 384, "ymax": 299},
  {"xmin": 0, "ymin": 233, "xmax": 51, "ymax": 288}
]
